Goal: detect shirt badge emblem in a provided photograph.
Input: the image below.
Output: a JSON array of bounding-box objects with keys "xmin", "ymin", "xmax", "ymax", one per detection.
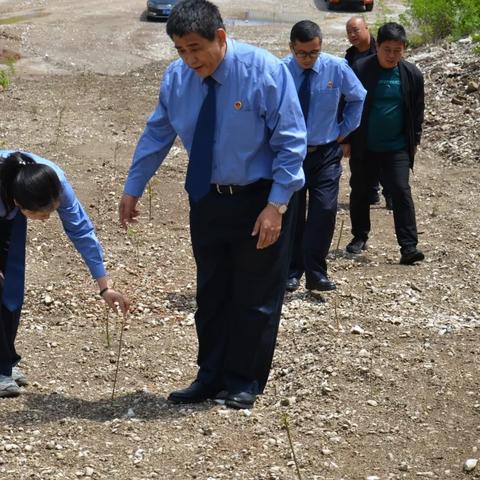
[
  {"xmin": 234, "ymin": 101, "xmax": 243, "ymax": 110},
  {"xmin": 327, "ymin": 80, "xmax": 334, "ymax": 89}
]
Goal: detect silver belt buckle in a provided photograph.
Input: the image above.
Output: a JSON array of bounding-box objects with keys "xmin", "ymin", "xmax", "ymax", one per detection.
[{"xmin": 216, "ymin": 184, "xmax": 222, "ymax": 194}]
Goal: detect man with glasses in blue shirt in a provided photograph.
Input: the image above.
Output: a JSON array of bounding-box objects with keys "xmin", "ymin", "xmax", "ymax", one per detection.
[
  {"xmin": 119, "ymin": 0, "xmax": 306, "ymax": 409},
  {"xmin": 284, "ymin": 20, "xmax": 366, "ymax": 293}
]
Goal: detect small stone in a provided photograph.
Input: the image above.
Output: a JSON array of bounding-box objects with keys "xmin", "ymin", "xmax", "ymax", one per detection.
[
  {"xmin": 464, "ymin": 458, "xmax": 478, "ymax": 472},
  {"xmin": 367, "ymin": 399, "xmax": 378, "ymax": 407},
  {"xmin": 44, "ymin": 294, "xmax": 54, "ymax": 305},
  {"xmin": 465, "ymin": 81, "xmax": 479, "ymax": 94},
  {"xmin": 367, "ymin": 476, "xmax": 380, "ymax": 480},
  {"xmin": 351, "ymin": 325, "xmax": 365, "ymax": 335},
  {"xmin": 85, "ymin": 467, "xmax": 94, "ymax": 476}
]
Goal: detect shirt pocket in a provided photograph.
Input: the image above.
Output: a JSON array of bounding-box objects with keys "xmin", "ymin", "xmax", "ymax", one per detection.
[
  {"xmin": 222, "ymin": 101, "xmax": 263, "ymax": 148},
  {"xmin": 311, "ymin": 88, "xmax": 340, "ymax": 114}
]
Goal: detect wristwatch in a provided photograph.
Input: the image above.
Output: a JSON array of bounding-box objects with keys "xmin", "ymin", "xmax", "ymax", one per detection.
[{"xmin": 268, "ymin": 201, "xmax": 288, "ymax": 214}]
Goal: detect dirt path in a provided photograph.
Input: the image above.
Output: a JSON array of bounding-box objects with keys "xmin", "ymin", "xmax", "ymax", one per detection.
[
  {"xmin": 1, "ymin": 0, "xmax": 405, "ymax": 74},
  {"xmin": 1, "ymin": 1, "xmax": 480, "ymax": 479}
]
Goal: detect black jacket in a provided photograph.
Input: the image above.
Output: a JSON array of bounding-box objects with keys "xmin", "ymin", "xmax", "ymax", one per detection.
[
  {"xmin": 349, "ymin": 54, "xmax": 425, "ymax": 167},
  {"xmin": 345, "ymin": 37, "xmax": 377, "ymax": 67}
]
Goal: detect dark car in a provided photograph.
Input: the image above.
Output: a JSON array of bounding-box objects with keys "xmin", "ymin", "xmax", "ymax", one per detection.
[
  {"xmin": 146, "ymin": 0, "xmax": 178, "ymax": 20},
  {"xmin": 326, "ymin": 0, "xmax": 374, "ymax": 11}
]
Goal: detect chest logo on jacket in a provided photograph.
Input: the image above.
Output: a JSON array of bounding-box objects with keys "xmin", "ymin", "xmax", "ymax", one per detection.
[{"xmin": 234, "ymin": 101, "xmax": 243, "ymax": 110}]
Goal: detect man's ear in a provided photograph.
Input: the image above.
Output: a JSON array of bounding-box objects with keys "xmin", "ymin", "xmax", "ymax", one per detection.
[{"xmin": 216, "ymin": 28, "xmax": 227, "ymax": 44}]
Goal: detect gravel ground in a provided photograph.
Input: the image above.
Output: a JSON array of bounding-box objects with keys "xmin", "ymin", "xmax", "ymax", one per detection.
[{"xmin": 1, "ymin": 0, "xmax": 480, "ymax": 479}]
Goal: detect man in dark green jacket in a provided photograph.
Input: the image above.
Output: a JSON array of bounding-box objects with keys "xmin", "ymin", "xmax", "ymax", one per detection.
[{"xmin": 346, "ymin": 22, "xmax": 425, "ymax": 265}]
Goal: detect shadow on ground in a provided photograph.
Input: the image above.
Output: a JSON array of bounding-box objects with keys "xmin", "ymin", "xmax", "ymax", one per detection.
[{"xmin": 0, "ymin": 391, "xmax": 215, "ymax": 426}]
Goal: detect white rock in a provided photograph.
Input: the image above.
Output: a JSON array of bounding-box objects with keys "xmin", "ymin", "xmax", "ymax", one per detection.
[
  {"xmin": 44, "ymin": 294, "xmax": 54, "ymax": 305},
  {"xmin": 351, "ymin": 325, "xmax": 365, "ymax": 335},
  {"xmin": 464, "ymin": 458, "xmax": 478, "ymax": 472},
  {"xmin": 367, "ymin": 400, "xmax": 378, "ymax": 407},
  {"xmin": 84, "ymin": 467, "xmax": 94, "ymax": 476}
]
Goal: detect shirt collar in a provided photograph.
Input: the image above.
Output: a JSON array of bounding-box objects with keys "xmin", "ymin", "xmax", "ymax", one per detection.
[
  {"xmin": 210, "ymin": 37, "xmax": 234, "ymax": 86},
  {"xmin": 290, "ymin": 53, "xmax": 322, "ymax": 77}
]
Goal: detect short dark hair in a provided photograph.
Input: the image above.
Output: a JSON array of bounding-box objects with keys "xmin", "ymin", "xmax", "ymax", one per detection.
[
  {"xmin": 0, "ymin": 152, "xmax": 61, "ymax": 214},
  {"xmin": 290, "ymin": 20, "xmax": 322, "ymax": 44},
  {"xmin": 377, "ymin": 22, "xmax": 407, "ymax": 46},
  {"xmin": 166, "ymin": 0, "xmax": 225, "ymax": 41}
]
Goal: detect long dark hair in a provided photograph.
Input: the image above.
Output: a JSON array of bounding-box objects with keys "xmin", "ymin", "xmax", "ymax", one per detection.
[{"xmin": 0, "ymin": 152, "xmax": 61, "ymax": 215}]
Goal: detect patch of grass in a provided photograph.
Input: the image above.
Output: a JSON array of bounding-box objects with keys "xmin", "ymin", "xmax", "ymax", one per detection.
[
  {"xmin": 0, "ymin": 16, "xmax": 25, "ymax": 25},
  {"xmin": 0, "ymin": 61, "xmax": 15, "ymax": 90}
]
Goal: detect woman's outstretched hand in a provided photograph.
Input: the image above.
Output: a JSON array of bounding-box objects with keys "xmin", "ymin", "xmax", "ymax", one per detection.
[{"xmin": 101, "ymin": 288, "xmax": 130, "ymax": 315}]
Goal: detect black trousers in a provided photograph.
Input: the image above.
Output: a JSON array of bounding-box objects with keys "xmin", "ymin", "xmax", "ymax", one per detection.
[
  {"xmin": 289, "ymin": 142, "xmax": 343, "ymax": 283},
  {"xmin": 349, "ymin": 149, "xmax": 418, "ymax": 252},
  {"xmin": 189, "ymin": 181, "xmax": 295, "ymax": 395},
  {"xmin": 0, "ymin": 218, "xmax": 22, "ymax": 377}
]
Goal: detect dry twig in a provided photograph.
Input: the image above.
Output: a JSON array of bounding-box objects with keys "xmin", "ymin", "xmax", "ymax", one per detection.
[
  {"xmin": 283, "ymin": 414, "xmax": 303, "ymax": 480},
  {"xmin": 111, "ymin": 312, "xmax": 128, "ymax": 402}
]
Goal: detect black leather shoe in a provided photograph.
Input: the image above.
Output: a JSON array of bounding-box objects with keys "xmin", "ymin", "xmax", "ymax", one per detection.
[
  {"xmin": 168, "ymin": 381, "xmax": 219, "ymax": 404},
  {"xmin": 306, "ymin": 279, "xmax": 336, "ymax": 292},
  {"xmin": 368, "ymin": 193, "xmax": 380, "ymax": 205},
  {"xmin": 225, "ymin": 391, "xmax": 257, "ymax": 410},
  {"xmin": 400, "ymin": 249, "xmax": 425, "ymax": 265},
  {"xmin": 286, "ymin": 277, "xmax": 300, "ymax": 292},
  {"xmin": 213, "ymin": 390, "xmax": 229, "ymax": 405},
  {"xmin": 346, "ymin": 237, "xmax": 367, "ymax": 254}
]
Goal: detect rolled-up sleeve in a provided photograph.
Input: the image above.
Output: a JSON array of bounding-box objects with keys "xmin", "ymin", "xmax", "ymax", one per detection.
[
  {"xmin": 124, "ymin": 74, "xmax": 177, "ymax": 198},
  {"xmin": 264, "ymin": 63, "xmax": 306, "ymax": 204},
  {"xmin": 57, "ymin": 180, "xmax": 106, "ymax": 279}
]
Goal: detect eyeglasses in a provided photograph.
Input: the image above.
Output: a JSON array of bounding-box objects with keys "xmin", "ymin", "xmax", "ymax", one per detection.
[{"xmin": 293, "ymin": 49, "xmax": 321, "ymax": 59}]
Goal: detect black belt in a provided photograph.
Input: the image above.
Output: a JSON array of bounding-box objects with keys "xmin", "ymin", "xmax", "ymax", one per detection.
[
  {"xmin": 212, "ymin": 179, "xmax": 271, "ymax": 195},
  {"xmin": 307, "ymin": 140, "xmax": 338, "ymax": 153}
]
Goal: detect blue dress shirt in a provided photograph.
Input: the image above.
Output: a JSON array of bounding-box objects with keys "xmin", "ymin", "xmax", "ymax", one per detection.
[
  {"xmin": 124, "ymin": 38, "xmax": 307, "ymax": 204},
  {"xmin": 284, "ymin": 53, "xmax": 366, "ymax": 145},
  {"xmin": 0, "ymin": 150, "xmax": 106, "ymax": 279}
]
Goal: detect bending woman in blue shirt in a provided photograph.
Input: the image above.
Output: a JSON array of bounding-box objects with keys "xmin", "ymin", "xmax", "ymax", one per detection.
[{"xmin": 0, "ymin": 150, "xmax": 129, "ymax": 398}]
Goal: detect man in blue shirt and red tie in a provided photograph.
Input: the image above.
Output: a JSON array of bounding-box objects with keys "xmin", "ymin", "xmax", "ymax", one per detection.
[
  {"xmin": 118, "ymin": 0, "xmax": 306, "ymax": 409},
  {"xmin": 284, "ymin": 20, "xmax": 366, "ymax": 293}
]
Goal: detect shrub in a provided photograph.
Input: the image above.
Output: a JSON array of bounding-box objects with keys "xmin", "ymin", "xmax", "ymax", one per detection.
[{"xmin": 404, "ymin": 0, "xmax": 480, "ymax": 42}]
